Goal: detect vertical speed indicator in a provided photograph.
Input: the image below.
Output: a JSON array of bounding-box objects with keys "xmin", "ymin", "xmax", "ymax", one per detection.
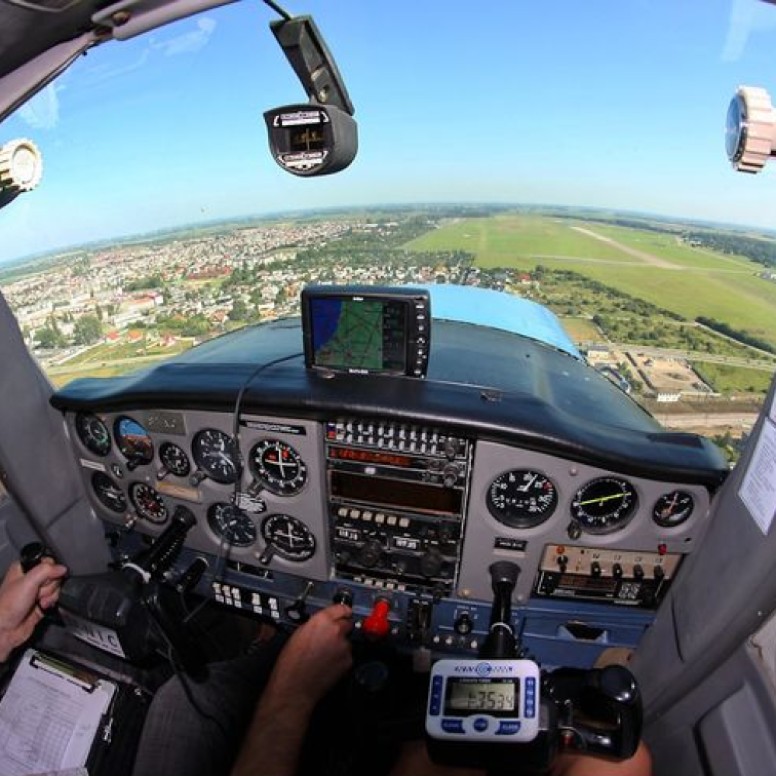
[{"xmin": 486, "ymin": 469, "xmax": 558, "ymax": 528}]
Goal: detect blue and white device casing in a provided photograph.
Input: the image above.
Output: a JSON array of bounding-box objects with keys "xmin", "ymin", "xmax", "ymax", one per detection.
[{"xmin": 426, "ymin": 659, "xmax": 541, "ymax": 743}]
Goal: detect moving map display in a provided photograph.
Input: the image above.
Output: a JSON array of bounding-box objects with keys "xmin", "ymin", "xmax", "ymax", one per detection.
[{"xmin": 307, "ymin": 296, "xmax": 406, "ymax": 373}]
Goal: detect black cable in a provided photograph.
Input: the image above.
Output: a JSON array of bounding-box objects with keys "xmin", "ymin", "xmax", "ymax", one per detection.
[
  {"xmin": 163, "ymin": 352, "xmax": 303, "ymax": 726},
  {"xmin": 262, "ymin": 0, "xmax": 293, "ymax": 21},
  {"xmin": 230, "ymin": 351, "xmax": 304, "ymax": 506}
]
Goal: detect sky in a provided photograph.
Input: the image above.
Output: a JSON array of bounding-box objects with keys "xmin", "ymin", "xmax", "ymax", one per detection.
[{"xmin": 2, "ymin": 0, "xmax": 776, "ymax": 262}]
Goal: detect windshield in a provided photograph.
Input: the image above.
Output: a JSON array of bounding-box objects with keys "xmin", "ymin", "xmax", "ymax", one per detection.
[{"xmin": 1, "ymin": 0, "xmax": 775, "ymax": 463}]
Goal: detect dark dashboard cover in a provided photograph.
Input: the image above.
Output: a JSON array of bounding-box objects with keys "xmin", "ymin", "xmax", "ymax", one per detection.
[{"xmin": 51, "ymin": 318, "xmax": 728, "ymax": 486}]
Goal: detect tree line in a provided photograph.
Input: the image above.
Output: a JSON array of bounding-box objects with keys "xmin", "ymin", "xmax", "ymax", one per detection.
[{"xmin": 695, "ymin": 316, "xmax": 776, "ymax": 355}]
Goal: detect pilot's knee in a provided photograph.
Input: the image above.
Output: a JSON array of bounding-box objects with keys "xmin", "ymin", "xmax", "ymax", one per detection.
[{"xmin": 552, "ymin": 740, "xmax": 652, "ymax": 776}]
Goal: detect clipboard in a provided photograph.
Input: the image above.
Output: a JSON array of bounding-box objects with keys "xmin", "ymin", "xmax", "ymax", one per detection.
[{"xmin": 0, "ymin": 649, "xmax": 117, "ymax": 776}]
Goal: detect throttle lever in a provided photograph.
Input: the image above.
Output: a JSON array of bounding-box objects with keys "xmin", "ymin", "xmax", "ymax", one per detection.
[
  {"xmin": 480, "ymin": 561, "xmax": 521, "ymax": 659},
  {"xmin": 20, "ymin": 541, "xmax": 55, "ymax": 573}
]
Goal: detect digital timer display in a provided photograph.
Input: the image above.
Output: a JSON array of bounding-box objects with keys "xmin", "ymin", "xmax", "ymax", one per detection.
[{"xmin": 445, "ymin": 678, "xmax": 518, "ymax": 714}]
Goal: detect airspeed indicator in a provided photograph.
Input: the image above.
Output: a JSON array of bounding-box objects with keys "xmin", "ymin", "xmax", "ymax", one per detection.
[{"xmin": 487, "ymin": 469, "xmax": 558, "ymax": 529}]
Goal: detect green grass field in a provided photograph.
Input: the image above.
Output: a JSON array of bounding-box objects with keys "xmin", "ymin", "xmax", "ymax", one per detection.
[
  {"xmin": 408, "ymin": 215, "xmax": 639, "ymax": 264},
  {"xmin": 558, "ymin": 317, "xmax": 600, "ymax": 341},
  {"xmin": 406, "ymin": 213, "xmax": 776, "ymax": 348},
  {"xmin": 691, "ymin": 362, "xmax": 775, "ymax": 394}
]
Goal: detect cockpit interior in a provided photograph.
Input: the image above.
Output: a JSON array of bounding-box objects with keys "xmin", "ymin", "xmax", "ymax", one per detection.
[{"xmin": 1, "ymin": 1, "xmax": 776, "ymax": 775}]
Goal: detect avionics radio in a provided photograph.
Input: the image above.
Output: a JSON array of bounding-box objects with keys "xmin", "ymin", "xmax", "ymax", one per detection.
[{"xmin": 325, "ymin": 419, "xmax": 471, "ymax": 592}]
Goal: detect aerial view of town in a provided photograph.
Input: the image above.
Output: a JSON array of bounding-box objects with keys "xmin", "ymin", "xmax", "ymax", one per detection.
[{"xmin": 2, "ymin": 204, "xmax": 775, "ymax": 464}]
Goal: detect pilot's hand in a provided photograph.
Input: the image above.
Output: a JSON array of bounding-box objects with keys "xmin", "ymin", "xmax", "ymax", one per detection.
[
  {"xmin": 269, "ymin": 603, "xmax": 353, "ymax": 710},
  {"xmin": 0, "ymin": 559, "xmax": 68, "ymax": 661}
]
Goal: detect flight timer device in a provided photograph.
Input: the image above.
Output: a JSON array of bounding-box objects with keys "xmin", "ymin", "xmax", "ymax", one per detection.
[
  {"xmin": 301, "ymin": 285, "xmax": 430, "ymax": 377},
  {"xmin": 426, "ymin": 659, "xmax": 541, "ymax": 743}
]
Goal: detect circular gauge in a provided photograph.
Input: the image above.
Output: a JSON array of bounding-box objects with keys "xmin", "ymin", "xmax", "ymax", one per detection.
[
  {"xmin": 192, "ymin": 429, "xmax": 238, "ymax": 484},
  {"xmin": 159, "ymin": 442, "xmax": 191, "ymax": 477},
  {"xmin": 208, "ymin": 503, "xmax": 256, "ymax": 546},
  {"xmin": 486, "ymin": 469, "xmax": 558, "ymax": 528},
  {"xmin": 75, "ymin": 412, "xmax": 111, "ymax": 457},
  {"xmin": 114, "ymin": 416, "xmax": 154, "ymax": 466},
  {"xmin": 261, "ymin": 514, "xmax": 316, "ymax": 562},
  {"xmin": 92, "ymin": 471, "xmax": 127, "ymax": 513},
  {"xmin": 570, "ymin": 477, "xmax": 638, "ymax": 534},
  {"xmin": 250, "ymin": 440, "xmax": 307, "ymax": 496},
  {"xmin": 129, "ymin": 482, "xmax": 169, "ymax": 524},
  {"xmin": 652, "ymin": 490, "xmax": 694, "ymax": 528}
]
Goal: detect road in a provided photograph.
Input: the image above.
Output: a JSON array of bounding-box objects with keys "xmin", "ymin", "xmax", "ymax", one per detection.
[
  {"xmin": 579, "ymin": 341, "xmax": 776, "ymax": 371},
  {"xmin": 653, "ymin": 412, "xmax": 759, "ymax": 431}
]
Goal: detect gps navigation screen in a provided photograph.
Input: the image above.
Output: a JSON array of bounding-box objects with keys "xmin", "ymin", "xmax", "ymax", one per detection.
[{"xmin": 308, "ymin": 296, "xmax": 407, "ymax": 373}]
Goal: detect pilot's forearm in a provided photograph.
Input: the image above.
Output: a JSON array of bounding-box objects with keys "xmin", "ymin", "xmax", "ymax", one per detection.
[{"xmin": 231, "ymin": 675, "xmax": 316, "ymax": 776}]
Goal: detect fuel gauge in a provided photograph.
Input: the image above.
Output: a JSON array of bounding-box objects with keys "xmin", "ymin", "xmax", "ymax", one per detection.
[{"xmin": 652, "ymin": 490, "xmax": 694, "ymax": 528}]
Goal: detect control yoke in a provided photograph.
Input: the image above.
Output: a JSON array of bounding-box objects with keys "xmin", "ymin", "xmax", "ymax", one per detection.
[{"xmin": 21, "ymin": 508, "xmax": 209, "ymax": 679}]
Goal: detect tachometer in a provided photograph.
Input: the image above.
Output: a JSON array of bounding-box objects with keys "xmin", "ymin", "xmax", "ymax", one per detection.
[
  {"xmin": 129, "ymin": 482, "xmax": 169, "ymax": 524},
  {"xmin": 652, "ymin": 490, "xmax": 694, "ymax": 528},
  {"xmin": 208, "ymin": 502, "xmax": 256, "ymax": 546},
  {"xmin": 250, "ymin": 440, "xmax": 307, "ymax": 496},
  {"xmin": 486, "ymin": 469, "xmax": 558, "ymax": 528},
  {"xmin": 114, "ymin": 416, "xmax": 154, "ymax": 467},
  {"xmin": 192, "ymin": 429, "xmax": 238, "ymax": 484},
  {"xmin": 261, "ymin": 514, "xmax": 316, "ymax": 562},
  {"xmin": 92, "ymin": 472, "xmax": 127, "ymax": 513},
  {"xmin": 159, "ymin": 442, "xmax": 191, "ymax": 477},
  {"xmin": 75, "ymin": 412, "xmax": 111, "ymax": 457},
  {"xmin": 570, "ymin": 477, "xmax": 637, "ymax": 534}
]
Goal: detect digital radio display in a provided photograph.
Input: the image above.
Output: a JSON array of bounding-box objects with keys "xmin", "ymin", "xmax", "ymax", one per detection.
[
  {"xmin": 328, "ymin": 446, "xmax": 412, "ymax": 468},
  {"xmin": 330, "ymin": 471, "xmax": 462, "ymax": 516}
]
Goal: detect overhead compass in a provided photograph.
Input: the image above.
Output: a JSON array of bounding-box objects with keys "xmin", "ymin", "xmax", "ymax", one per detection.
[
  {"xmin": 250, "ymin": 440, "xmax": 307, "ymax": 496},
  {"xmin": 208, "ymin": 503, "xmax": 256, "ymax": 546},
  {"xmin": 261, "ymin": 514, "xmax": 316, "ymax": 562}
]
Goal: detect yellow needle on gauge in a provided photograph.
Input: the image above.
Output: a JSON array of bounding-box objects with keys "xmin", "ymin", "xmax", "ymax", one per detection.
[{"xmin": 577, "ymin": 493, "xmax": 626, "ymax": 506}]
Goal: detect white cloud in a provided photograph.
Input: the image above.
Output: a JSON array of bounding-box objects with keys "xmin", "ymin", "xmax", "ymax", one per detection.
[
  {"xmin": 82, "ymin": 49, "xmax": 151, "ymax": 86},
  {"xmin": 18, "ymin": 83, "xmax": 61, "ymax": 130},
  {"xmin": 722, "ymin": 0, "xmax": 776, "ymax": 62},
  {"xmin": 151, "ymin": 17, "xmax": 217, "ymax": 57}
]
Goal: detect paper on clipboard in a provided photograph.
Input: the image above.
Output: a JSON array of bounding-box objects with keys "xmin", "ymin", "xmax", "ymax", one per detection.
[{"xmin": 0, "ymin": 650, "xmax": 116, "ymax": 776}]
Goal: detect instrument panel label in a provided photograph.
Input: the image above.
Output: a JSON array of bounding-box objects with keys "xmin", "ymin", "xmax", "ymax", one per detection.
[
  {"xmin": 60, "ymin": 610, "xmax": 126, "ymax": 658},
  {"xmin": 79, "ymin": 459, "xmax": 106, "ymax": 472},
  {"xmin": 241, "ymin": 420, "xmax": 307, "ymax": 436}
]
